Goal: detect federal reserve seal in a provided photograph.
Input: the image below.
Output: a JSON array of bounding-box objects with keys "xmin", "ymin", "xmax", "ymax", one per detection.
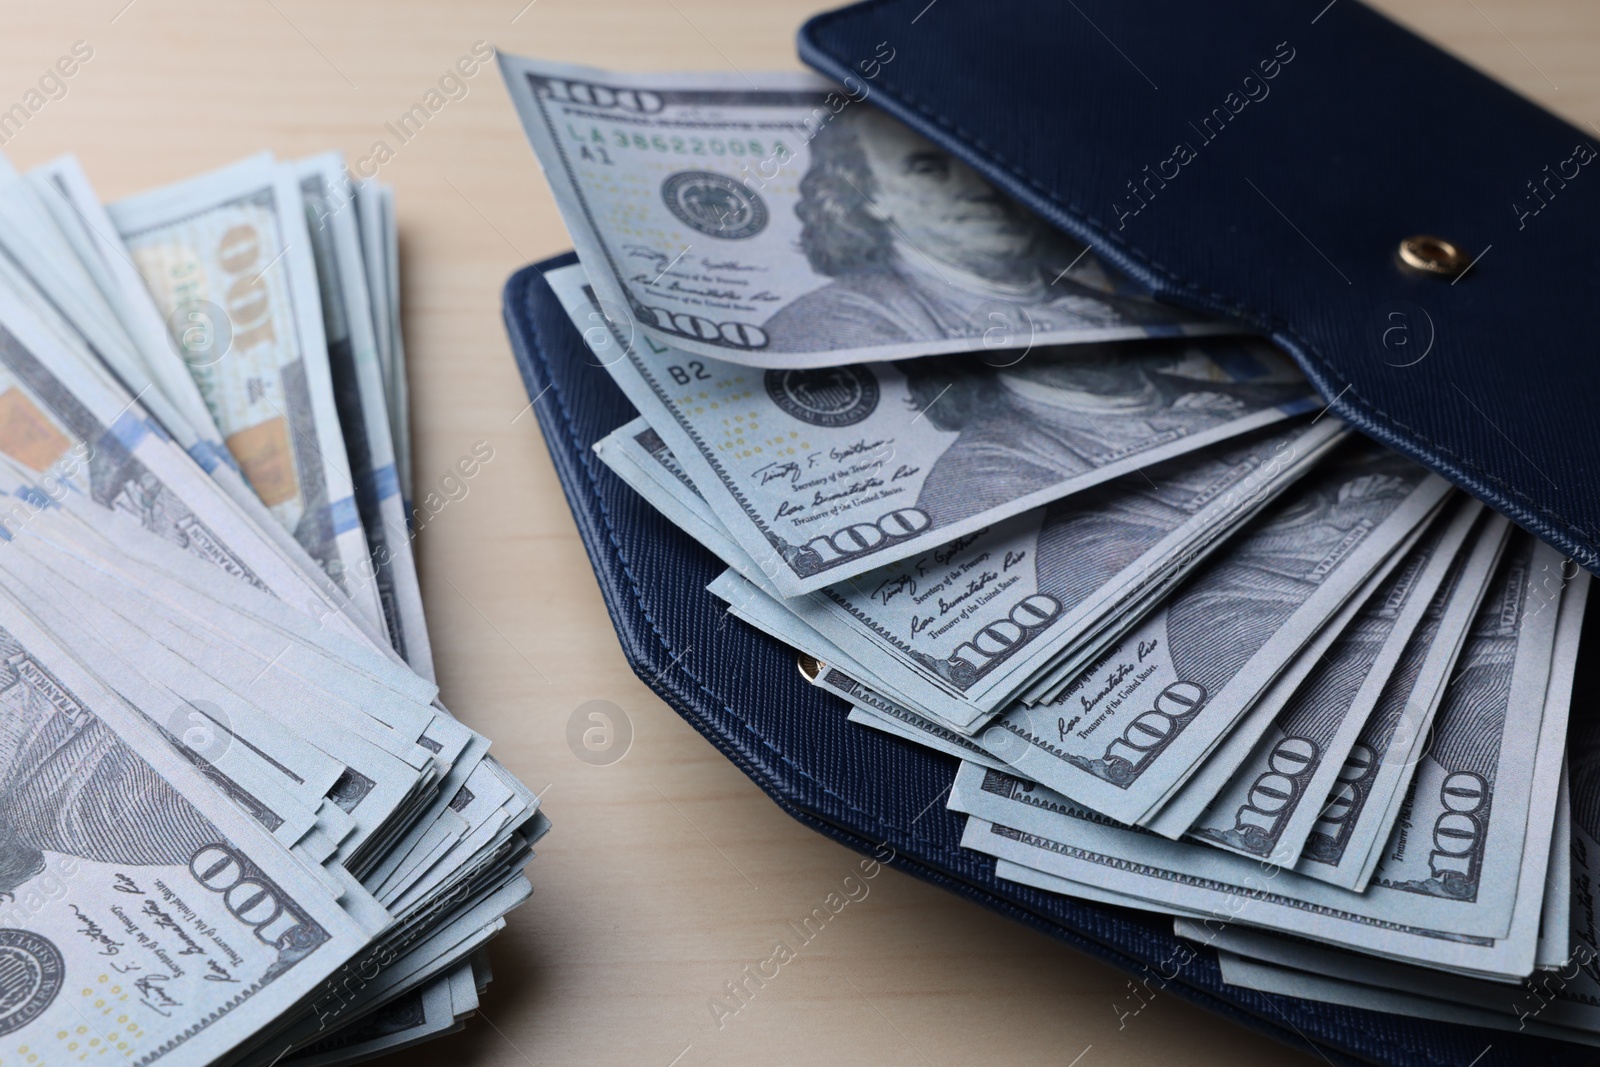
[
  {"xmin": 661, "ymin": 171, "xmax": 768, "ymax": 239},
  {"xmin": 764, "ymin": 366, "xmax": 880, "ymax": 428},
  {"xmin": 0, "ymin": 929, "xmax": 64, "ymax": 1036}
]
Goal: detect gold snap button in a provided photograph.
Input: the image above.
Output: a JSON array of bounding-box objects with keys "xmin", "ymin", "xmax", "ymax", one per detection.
[
  {"xmin": 796, "ymin": 653, "xmax": 825, "ymax": 683},
  {"xmin": 1397, "ymin": 235, "xmax": 1469, "ymax": 278}
]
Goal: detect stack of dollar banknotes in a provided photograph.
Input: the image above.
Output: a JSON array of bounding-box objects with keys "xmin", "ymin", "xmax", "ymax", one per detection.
[
  {"xmin": 501, "ymin": 54, "xmax": 1598, "ymax": 1045},
  {"xmin": 0, "ymin": 149, "xmax": 543, "ymax": 1064}
]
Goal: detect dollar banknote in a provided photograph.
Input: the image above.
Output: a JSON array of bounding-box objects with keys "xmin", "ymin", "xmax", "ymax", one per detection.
[
  {"xmin": 1295, "ymin": 514, "xmax": 1512, "ymax": 890},
  {"xmin": 0, "ymin": 479, "xmax": 544, "ymax": 1028},
  {"xmin": 601, "ymin": 399, "xmax": 1347, "ymax": 728},
  {"xmin": 1362, "ymin": 534, "xmax": 1566, "ymax": 914},
  {"xmin": 109, "ymin": 153, "xmax": 387, "ymax": 638},
  {"xmin": 292, "ymin": 964, "xmax": 475, "ymax": 1066},
  {"xmin": 994, "ymin": 856, "xmax": 1217, "ymax": 918},
  {"xmin": 298, "ymin": 154, "xmax": 434, "ymax": 678},
  {"xmin": 978, "ymin": 441, "xmax": 1451, "ymax": 824},
  {"xmin": 499, "ymin": 55, "xmax": 1233, "ymax": 368},
  {"xmin": 377, "ymin": 187, "xmax": 411, "ymax": 513},
  {"xmin": 597, "ymin": 408, "xmax": 1355, "ymax": 758},
  {"xmin": 0, "ymin": 525, "xmax": 345, "ymax": 828},
  {"xmin": 0, "ymin": 528, "xmax": 435, "ymax": 859},
  {"xmin": 1184, "ymin": 796, "xmax": 1596, "ymax": 1041},
  {"xmin": 0, "ymin": 588, "xmax": 372, "ymax": 1065},
  {"xmin": 1187, "ymin": 588, "xmax": 1596, "ymax": 1021},
  {"xmin": 545, "ymin": 261, "xmax": 1316, "ymax": 596},
  {"xmin": 594, "ymin": 418, "xmax": 752, "ymax": 566},
  {"xmin": 751, "ymin": 421, "xmax": 1348, "ymax": 728},
  {"xmin": 0, "ymin": 274, "xmax": 376, "ymax": 645},
  {"xmin": 846, "ymin": 700, "xmax": 1013, "ymax": 771},
  {"xmin": 1180, "ymin": 501, "xmax": 1482, "ymax": 865},
  {"xmin": 1134, "ymin": 518, "xmax": 1437, "ymax": 841},
  {"xmin": 18, "ymin": 155, "xmax": 394, "ymax": 643},
  {"xmin": 953, "ymin": 535, "xmax": 1580, "ymax": 974}
]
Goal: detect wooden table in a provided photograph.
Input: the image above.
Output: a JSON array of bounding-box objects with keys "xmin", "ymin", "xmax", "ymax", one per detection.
[{"xmin": 5, "ymin": 1, "xmax": 1595, "ymax": 1063}]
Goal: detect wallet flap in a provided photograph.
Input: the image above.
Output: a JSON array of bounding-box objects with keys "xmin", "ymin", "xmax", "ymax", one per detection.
[
  {"xmin": 798, "ymin": 0, "xmax": 1600, "ymax": 574},
  {"xmin": 506, "ymin": 253, "xmax": 1578, "ymax": 1066}
]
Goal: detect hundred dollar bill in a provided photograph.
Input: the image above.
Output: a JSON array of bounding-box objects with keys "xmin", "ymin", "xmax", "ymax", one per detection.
[
  {"xmin": 1183, "ymin": 780, "xmax": 1600, "ymax": 1040},
  {"xmin": 22, "ymin": 156, "xmax": 400, "ymax": 644},
  {"xmin": 0, "ymin": 454, "xmax": 440, "ymax": 721},
  {"xmin": 0, "ymin": 276, "xmax": 372, "ymax": 646},
  {"xmin": 0, "ymin": 588, "xmax": 373, "ymax": 1066},
  {"xmin": 597, "ymin": 424, "xmax": 957, "ymax": 720},
  {"xmin": 0, "ymin": 479, "xmax": 457, "ymax": 877},
  {"xmin": 710, "ymin": 507, "xmax": 1396, "ymax": 781},
  {"xmin": 1358, "ymin": 534, "xmax": 1569, "ymax": 918},
  {"xmin": 953, "ymin": 536, "xmax": 1580, "ymax": 973},
  {"xmin": 545, "ymin": 261, "xmax": 1315, "ymax": 597},
  {"xmin": 1179, "ymin": 500, "xmax": 1482, "ymax": 864},
  {"xmin": 705, "ymin": 553, "xmax": 935, "ymax": 705},
  {"xmin": 0, "ymin": 168, "xmax": 223, "ymax": 473},
  {"xmin": 109, "ymin": 153, "xmax": 388, "ymax": 638},
  {"xmin": 262, "ymin": 874, "xmax": 530, "ymax": 1062},
  {"xmin": 1256, "ymin": 576, "xmax": 1581, "ymax": 989},
  {"xmin": 291, "ymin": 970, "xmax": 466, "ymax": 1067},
  {"xmin": 499, "ymin": 55, "xmax": 1232, "ymax": 369},
  {"xmin": 0, "ymin": 541, "xmax": 337, "ymax": 857},
  {"xmin": 1188, "ymin": 636, "xmax": 1590, "ymax": 1009},
  {"xmin": 769, "ymin": 421, "xmax": 1347, "ymax": 728},
  {"xmin": 993, "ymin": 856, "xmax": 1218, "ymax": 919},
  {"xmin": 846, "ymin": 702, "xmax": 1013, "ymax": 771},
  {"xmin": 298, "ymin": 154, "xmax": 434, "ymax": 678},
  {"xmin": 1539, "ymin": 761, "xmax": 1574, "ymax": 971},
  {"xmin": 601, "ymin": 408, "xmax": 1346, "ymax": 728},
  {"xmin": 378, "ymin": 186, "xmax": 412, "ymax": 511},
  {"xmin": 978, "ymin": 441, "xmax": 1451, "ymax": 824},
  {"xmin": 1295, "ymin": 513, "xmax": 1513, "ymax": 891},
  {"xmin": 1135, "ymin": 516, "xmax": 1440, "ymax": 841},
  {"xmin": 0, "ymin": 528, "xmax": 432, "ymax": 857}
]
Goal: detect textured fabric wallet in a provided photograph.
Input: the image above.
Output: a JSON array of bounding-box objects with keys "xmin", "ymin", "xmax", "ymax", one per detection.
[{"xmin": 504, "ymin": 252, "xmax": 1580, "ymax": 1066}]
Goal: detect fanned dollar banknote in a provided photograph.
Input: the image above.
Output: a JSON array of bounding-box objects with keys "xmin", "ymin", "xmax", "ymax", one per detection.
[
  {"xmin": 976, "ymin": 441, "xmax": 1452, "ymax": 823},
  {"xmin": 109, "ymin": 154, "xmax": 388, "ymax": 639},
  {"xmin": 0, "ymin": 147, "xmax": 541, "ymax": 1066},
  {"xmin": 545, "ymin": 260, "xmax": 1315, "ymax": 596},
  {"xmin": 499, "ymin": 55, "xmax": 1238, "ymax": 369},
  {"xmin": 1176, "ymin": 500, "xmax": 1484, "ymax": 864}
]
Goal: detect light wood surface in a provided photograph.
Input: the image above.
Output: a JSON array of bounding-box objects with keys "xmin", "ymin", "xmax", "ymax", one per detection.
[{"xmin": 3, "ymin": 1, "xmax": 1596, "ymax": 1063}]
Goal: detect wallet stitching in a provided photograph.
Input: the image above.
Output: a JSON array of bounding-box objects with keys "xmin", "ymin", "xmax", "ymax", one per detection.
[
  {"xmin": 515, "ymin": 270, "xmax": 952, "ymax": 849},
  {"xmin": 807, "ymin": 46, "xmax": 1595, "ymax": 563}
]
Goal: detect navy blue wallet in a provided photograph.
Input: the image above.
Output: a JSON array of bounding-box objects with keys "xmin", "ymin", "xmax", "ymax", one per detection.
[{"xmin": 504, "ymin": 2, "xmax": 1600, "ymax": 1061}]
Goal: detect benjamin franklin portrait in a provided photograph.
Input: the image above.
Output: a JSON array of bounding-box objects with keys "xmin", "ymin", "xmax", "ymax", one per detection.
[{"xmin": 762, "ymin": 106, "xmax": 1179, "ymax": 352}]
